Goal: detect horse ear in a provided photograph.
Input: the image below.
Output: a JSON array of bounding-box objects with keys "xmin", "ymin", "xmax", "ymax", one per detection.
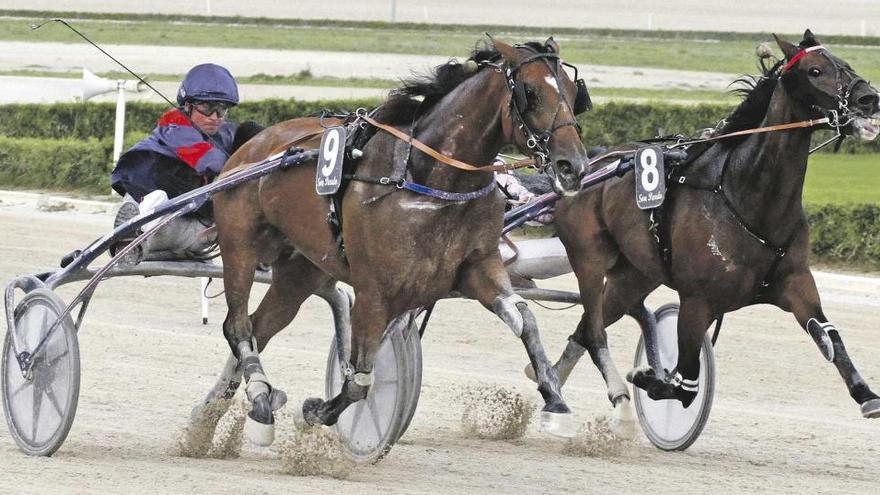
[
  {"xmin": 803, "ymin": 29, "xmax": 820, "ymax": 47},
  {"xmin": 545, "ymin": 36, "xmax": 560, "ymax": 54},
  {"xmin": 773, "ymin": 33, "xmax": 800, "ymax": 60},
  {"xmin": 490, "ymin": 37, "xmax": 523, "ymax": 64}
]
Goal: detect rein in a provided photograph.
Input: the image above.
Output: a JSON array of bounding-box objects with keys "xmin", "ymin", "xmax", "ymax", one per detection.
[
  {"xmin": 360, "ymin": 114, "xmax": 535, "ymax": 173},
  {"xmin": 669, "ymin": 117, "xmax": 830, "ymax": 148}
]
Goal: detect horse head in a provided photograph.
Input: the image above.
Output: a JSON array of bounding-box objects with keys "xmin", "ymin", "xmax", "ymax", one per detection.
[
  {"xmin": 492, "ymin": 37, "xmax": 589, "ymax": 195},
  {"xmin": 775, "ymin": 29, "xmax": 880, "ymax": 141}
]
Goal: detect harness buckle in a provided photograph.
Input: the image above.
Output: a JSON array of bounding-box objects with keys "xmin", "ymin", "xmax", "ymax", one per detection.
[
  {"xmin": 678, "ymin": 176, "xmax": 686, "ymax": 184},
  {"xmin": 379, "ymin": 176, "xmax": 391, "ymax": 185},
  {"xmin": 526, "ymin": 137, "xmax": 538, "ymax": 149}
]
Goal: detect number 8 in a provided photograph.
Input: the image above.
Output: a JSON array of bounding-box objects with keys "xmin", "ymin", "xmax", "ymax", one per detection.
[
  {"xmin": 321, "ymin": 129, "xmax": 340, "ymax": 177},
  {"xmin": 640, "ymin": 148, "xmax": 659, "ymax": 192}
]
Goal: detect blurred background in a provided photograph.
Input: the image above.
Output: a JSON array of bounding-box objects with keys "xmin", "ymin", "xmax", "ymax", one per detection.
[{"xmin": 1, "ymin": 0, "xmax": 878, "ymax": 226}]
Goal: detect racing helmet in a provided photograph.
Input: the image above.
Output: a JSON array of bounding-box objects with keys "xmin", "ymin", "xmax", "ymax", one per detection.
[{"xmin": 176, "ymin": 63, "xmax": 239, "ymax": 106}]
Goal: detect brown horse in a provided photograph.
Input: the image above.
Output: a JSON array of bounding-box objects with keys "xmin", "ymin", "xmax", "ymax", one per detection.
[
  {"xmin": 198, "ymin": 38, "xmax": 589, "ymax": 446},
  {"xmin": 533, "ymin": 30, "xmax": 880, "ymax": 428}
]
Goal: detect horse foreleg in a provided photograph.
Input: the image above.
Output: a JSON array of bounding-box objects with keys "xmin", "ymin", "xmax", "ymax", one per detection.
[
  {"xmin": 628, "ymin": 296, "xmax": 712, "ymax": 408},
  {"xmin": 776, "ymin": 271, "xmax": 880, "ymax": 418},
  {"xmin": 458, "ymin": 255, "xmax": 574, "ymax": 438}
]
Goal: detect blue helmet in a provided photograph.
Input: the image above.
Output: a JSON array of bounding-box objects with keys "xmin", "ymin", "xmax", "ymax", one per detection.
[{"xmin": 176, "ymin": 63, "xmax": 239, "ymax": 106}]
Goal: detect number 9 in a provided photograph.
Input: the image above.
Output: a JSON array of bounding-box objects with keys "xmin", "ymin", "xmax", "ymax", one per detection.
[{"xmin": 321, "ymin": 129, "xmax": 340, "ymax": 177}]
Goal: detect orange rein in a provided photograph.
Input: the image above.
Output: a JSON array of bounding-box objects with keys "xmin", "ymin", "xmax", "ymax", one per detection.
[{"xmin": 360, "ymin": 114, "xmax": 536, "ymax": 173}]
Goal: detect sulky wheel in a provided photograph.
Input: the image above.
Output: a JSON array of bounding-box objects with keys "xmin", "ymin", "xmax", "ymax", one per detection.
[
  {"xmin": 632, "ymin": 303, "xmax": 715, "ymax": 451},
  {"xmin": 325, "ymin": 319, "xmax": 410, "ymax": 463},
  {"xmin": 394, "ymin": 313, "xmax": 423, "ymax": 443},
  {"xmin": 2, "ymin": 288, "xmax": 80, "ymax": 456}
]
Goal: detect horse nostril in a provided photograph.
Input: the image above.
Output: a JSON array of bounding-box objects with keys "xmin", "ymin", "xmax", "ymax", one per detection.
[
  {"xmin": 857, "ymin": 93, "xmax": 879, "ymax": 112},
  {"xmin": 556, "ymin": 159, "xmax": 573, "ymax": 177}
]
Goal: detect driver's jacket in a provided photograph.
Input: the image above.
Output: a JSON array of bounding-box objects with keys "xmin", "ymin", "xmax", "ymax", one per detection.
[{"xmin": 110, "ymin": 108, "xmax": 236, "ymax": 201}]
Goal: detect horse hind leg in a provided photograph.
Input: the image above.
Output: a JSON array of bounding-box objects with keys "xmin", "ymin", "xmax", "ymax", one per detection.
[
  {"xmin": 628, "ymin": 296, "xmax": 712, "ymax": 408},
  {"xmin": 235, "ymin": 253, "xmax": 334, "ymax": 445},
  {"xmin": 526, "ymin": 259, "xmax": 658, "ymax": 436},
  {"xmin": 296, "ymin": 290, "xmax": 391, "ymax": 428}
]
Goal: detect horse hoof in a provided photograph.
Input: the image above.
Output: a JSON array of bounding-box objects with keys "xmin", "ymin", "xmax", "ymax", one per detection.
[
  {"xmin": 626, "ymin": 365, "xmax": 652, "ymax": 385},
  {"xmin": 244, "ymin": 413, "xmax": 275, "ymax": 446},
  {"xmin": 861, "ymin": 398, "xmax": 880, "ymax": 419},
  {"xmin": 539, "ymin": 411, "xmax": 576, "ymax": 439},
  {"xmin": 524, "ymin": 363, "xmax": 537, "ymax": 383},
  {"xmin": 611, "ymin": 397, "xmax": 637, "ymax": 440},
  {"xmin": 269, "ymin": 388, "xmax": 288, "ymax": 411},
  {"xmin": 293, "ymin": 397, "xmax": 324, "ymax": 429}
]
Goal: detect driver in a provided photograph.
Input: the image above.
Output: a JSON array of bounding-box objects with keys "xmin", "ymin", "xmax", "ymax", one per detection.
[{"xmin": 109, "ymin": 63, "xmax": 240, "ymax": 263}]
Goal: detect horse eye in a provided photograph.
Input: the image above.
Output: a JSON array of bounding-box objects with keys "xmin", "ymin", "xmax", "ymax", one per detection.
[
  {"xmin": 808, "ymin": 67, "xmax": 822, "ymax": 77},
  {"xmin": 524, "ymin": 85, "xmax": 539, "ymax": 108}
]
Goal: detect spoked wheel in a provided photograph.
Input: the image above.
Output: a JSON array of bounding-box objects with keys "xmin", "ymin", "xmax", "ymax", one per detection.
[
  {"xmin": 2, "ymin": 288, "xmax": 80, "ymax": 456},
  {"xmin": 325, "ymin": 315, "xmax": 416, "ymax": 463},
  {"xmin": 395, "ymin": 313, "xmax": 423, "ymax": 442},
  {"xmin": 632, "ymin": 303, "xmax": 715, "ymax": 451}
]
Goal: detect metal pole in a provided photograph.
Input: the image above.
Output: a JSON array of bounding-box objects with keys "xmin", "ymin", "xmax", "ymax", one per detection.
[
  {"xmin": 200, "ymin": 277, "xmax": 209, "ymax": 324},
  {"xmin": 113, "ymin": 81, "xmax": 125, "ymax": 164}
]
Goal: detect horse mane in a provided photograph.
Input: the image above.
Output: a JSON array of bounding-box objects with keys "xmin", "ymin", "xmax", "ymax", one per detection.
[
  {"xmin": 716, "ymin": 60, "xmax": 783, "ymax": 144},
  {"xmin": 373, "ymin": 41, "xmax": 550, "ymax": 126}
]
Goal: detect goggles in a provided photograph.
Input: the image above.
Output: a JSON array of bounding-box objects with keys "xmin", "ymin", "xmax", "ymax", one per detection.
[{"xmin": 190, "ymin": 100, "xmax": 231, "ymax": 118}]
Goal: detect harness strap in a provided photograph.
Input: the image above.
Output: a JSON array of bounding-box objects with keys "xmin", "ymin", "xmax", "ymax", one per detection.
[
  {"xmin": 343, "ymin": 173, "xmax": 497, "ymax": 202},
  {"xmin": 669, "ymin": 151, "xmax": 800, "ymax": 298},
  {"xmin": 360, "ymin": 114, "xmax": 535, "ymax": 173},
  {"xmin": 782, "ymin": 45, "xmax": 827, "ymax": 72},
  {"xmin": 267, "ymin": 129, "xmax": 326, "ymax": 156}
]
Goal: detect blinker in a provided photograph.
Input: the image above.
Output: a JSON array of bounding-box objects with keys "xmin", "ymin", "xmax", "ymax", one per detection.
[{"xmin": 574, "ymin": 79, "xmax": 592, "ymax": 114}]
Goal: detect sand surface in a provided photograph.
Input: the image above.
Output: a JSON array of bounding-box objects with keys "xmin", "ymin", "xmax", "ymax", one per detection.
[{"xmin": 0, "ymin": 194, "xmax": 879, "ymax": 494}]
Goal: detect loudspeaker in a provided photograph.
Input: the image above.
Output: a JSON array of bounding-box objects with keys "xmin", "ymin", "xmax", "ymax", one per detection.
[
  {"xmin": 82, "ymin": 68, "xmax": 117, "ymax": 101},
  {"xmin": 82, "ymin": 68, "xmax": 146, "ymax": 101}
]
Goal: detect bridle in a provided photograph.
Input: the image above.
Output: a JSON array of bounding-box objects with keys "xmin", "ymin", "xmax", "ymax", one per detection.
[
  {"xmin": 782, "ymin": 44, "xmax": 871, "ymax": 133},
  {"xmin": 487, "ymin": 46, "xmax": 589, "ymax": 170},
  {"xmin": 658, "ymin": 44, "xmax": 875, "ymax": 299}
]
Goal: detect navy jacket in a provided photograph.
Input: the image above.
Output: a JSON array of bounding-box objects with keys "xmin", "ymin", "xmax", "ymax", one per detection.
[{"xmin": 110, "ymin": 108, "xmax": 236, "ymax": 201}]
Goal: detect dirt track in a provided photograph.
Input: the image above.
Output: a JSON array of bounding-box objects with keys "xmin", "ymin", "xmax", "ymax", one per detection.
[{"xmin": 1, "ymin": 196, "xmax": 879, "ymax": 494}]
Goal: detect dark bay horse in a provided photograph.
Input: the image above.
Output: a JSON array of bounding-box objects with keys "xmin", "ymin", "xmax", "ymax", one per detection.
[
  {"xmin": 535, "ymin": 31, "xmax": 880, "ymax": 428},
  {"xmin": 197, "ymin": 38, "xmax": 589, "ymax": 447}
]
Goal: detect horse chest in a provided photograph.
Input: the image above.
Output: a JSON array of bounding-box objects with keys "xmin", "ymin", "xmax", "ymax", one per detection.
[{"xmin": 673, "ymin": 210, "xmax": 775, "ymax": 301}]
